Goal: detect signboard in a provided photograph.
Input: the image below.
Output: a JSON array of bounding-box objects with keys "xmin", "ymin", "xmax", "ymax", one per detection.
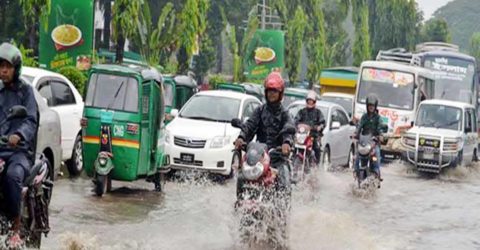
[
  {"xmin": 244, "ymin": 30, "xmax": 285, "ymax": 80},
  {"xmin": 39, "ymin": 0, "xmax": 94, "ymax": 71},
  {"xmin": 424, "ymin": 56, "xmax": 475, "ymax": 82},
  {"xmin": 362, "ymin": 68, "xmax": 414, "ymax": 86}
]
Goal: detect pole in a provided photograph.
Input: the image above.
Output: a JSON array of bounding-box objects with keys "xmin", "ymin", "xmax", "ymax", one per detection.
[{"xmin": 261, "ymin": 0, "xmax": 266, "ymax": 29}]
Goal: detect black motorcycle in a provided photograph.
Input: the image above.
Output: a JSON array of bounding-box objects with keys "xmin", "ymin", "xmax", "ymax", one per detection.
[
  {"xmin": 231, "ymin": 118, "xmax": 294, "ymax": 248},
  {"xmin": 354, "ymin": 131, "xmax": 380, "ymax": 189},
  {"xmin": 0, "ymin": 106, "xmax": 53, "ymax": 249}
]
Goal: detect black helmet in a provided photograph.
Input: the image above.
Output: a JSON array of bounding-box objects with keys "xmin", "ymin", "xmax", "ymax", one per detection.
[
  {"xmin": 0, "ymin": 42, "xmax": 22, "ymax": 81},
  {"xmin": 366, "ymin": 95, "xmax": 378, "ymax": 110}
]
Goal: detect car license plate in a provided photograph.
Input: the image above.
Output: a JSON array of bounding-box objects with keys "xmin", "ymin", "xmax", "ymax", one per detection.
[
  {"xmin": 181, "ymin": 153, "xmax": 194, "ymax": 163},
  {"xmin": 423, "ymin": 152, "xmax": 434, "ymax": 160}
]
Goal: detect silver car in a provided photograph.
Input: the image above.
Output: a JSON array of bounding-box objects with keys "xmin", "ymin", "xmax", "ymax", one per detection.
[
  {"xmin": 22, "ymin": 78, "xmax": 63, "ymax": 180},
  {"xmin": 287, "ymin": 100, "xmax": 356, "ymax": 170}
]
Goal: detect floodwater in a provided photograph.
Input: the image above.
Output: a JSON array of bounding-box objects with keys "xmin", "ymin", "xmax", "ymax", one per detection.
[{"xmin": 42, "ymin": 163, "xmax": 480, "ymax": 250}]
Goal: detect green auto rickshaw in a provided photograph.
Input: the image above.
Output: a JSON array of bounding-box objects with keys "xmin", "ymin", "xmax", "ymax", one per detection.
[
  {"xmin": 216, "ymin": 82, "xmax": 265, "ymax": 103},
  {"xmin": 164, "ymin": 75, "xmax": 198, "ymax": 124},
  {"xmin": 81, "ymin": 64, "xmax": 167, "ymax": 196}
]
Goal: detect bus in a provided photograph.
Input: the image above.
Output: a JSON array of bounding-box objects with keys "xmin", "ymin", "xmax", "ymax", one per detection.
[
  {"xmin": 353, "ymin": 61, "xmax": 435, "ymax": 161},
  {"xmin": 414, "ymin": 42, "xmax": 478, "ymax": 108}
]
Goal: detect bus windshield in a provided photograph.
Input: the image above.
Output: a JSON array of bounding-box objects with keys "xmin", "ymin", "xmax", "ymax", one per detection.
[
  {"xmin": 357, "ymin": 67, "xmax": 415, "ymax": 110},
  {"xmin": 423, "ymin": 56, "xmax": 476, "ymax": 104}
]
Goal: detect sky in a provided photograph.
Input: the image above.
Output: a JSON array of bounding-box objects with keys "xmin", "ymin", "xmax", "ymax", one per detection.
[{"xmin": 415, "ymin": 0, "xmax": 454, "ymax": 20}]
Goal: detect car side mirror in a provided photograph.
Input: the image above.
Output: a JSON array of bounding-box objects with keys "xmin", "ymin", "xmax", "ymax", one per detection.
[
  {"xmin": 331, "ymin": 121, "xmax": 341, "ymax": 130},
  {"xmin": 7, "ymin": 105, "xmax": 28, "ymax": 120},
  {"xmin": 231, "ymin": 118, "xmax": 243, "ymax": 129},
  {"xmin": 410, "ymin": 121, "xmax": 414, "ymax": 127},
  {"xmin": 170, "ymin": 109, "xmax": 179, "ymax": 117}
]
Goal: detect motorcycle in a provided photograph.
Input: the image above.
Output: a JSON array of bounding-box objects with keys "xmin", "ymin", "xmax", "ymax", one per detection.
[
  {"xmin": 0, "ymin": 106, "xmax": 53, "ymax": 249},
  {"xmin": 231, "ymin": 118, "xmax": 294, "ymax": 248},
  {"xmin": 291, "ymin": 124, "xmax": 320, "ymax": 183},
  {"xmin": 354, "ymin": 132, "xmax": 380, "ymax": 189}
]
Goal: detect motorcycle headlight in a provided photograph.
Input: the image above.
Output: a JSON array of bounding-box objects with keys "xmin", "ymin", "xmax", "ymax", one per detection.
[
  {"xmin": 210, "ymin": 136, "xmax": 231, "ymax": 148},
  {"xmin": 98, "ymin": 157, "xmax": 108, "ymax": 166},
  {"xmin": 296, "ymin": 133, "xmax": 308, "ymax": 144},
  {"xmin": 358, "ymin": 144, "xmax": 372, "ymax": 156},
  {"xmin": 242, "ymin": 162, "xmax": 265, "ymax": 181}
]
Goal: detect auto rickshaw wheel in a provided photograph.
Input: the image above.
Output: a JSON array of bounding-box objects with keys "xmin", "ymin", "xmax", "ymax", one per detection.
[{"xmin": 94, "ymin": 174, "xmax": 111, "ymax": 196}]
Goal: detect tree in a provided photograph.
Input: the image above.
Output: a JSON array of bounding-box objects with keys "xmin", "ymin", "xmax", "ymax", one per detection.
[
  {"xmin": 352, "ymin": 0, "xmax": 370, "ymax": 66},
  {"xmin": 111, "ymin": 0, "xmax": 141, "ymax": 64},
  {"xmin": 19, "ymin": 0, "xmax": 51, "ymax": 56},
  {"xmin": 469, "ymin": 33, "xmax": 480, "ymax": 68},
  {"xmin": 323, "ymin": 0, "xmax": 350, "ymax": 67},
  {"xmin": 177, "ymin": 0, "xmax": 210, "ymax": 74},
  {"xmin": 421, "ymin": 18, "xmax": 451, "ymax": 43},
  {"xmin": 304, "ymin": 0, "xmax": 326, "ymax": 87},
  {"xmin": 0, "ymin": 0, "xmax": 26, "ymax": 44},
  {"xmin": 285, "ymin": 6, "xmax": 307, "ymax": 83},
  {"xmin": 98, "ymin": 0, "xmax": 112, "ymax": 50},
  {"xmin": 192, "ymin": 33, "xmax": 216, "ymax": 84},
  {"xmin": 136, "ymin": 2, "xmax": 177, "ymax": 66}
]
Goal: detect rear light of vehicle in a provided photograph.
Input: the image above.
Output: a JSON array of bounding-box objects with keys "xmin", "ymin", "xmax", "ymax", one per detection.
[
  {"xmin": 127, "ymin": 123, "xmax": 139, "ymax": 135},
  {"xmin": 80, "ymin": 118, "xmax": 88, "ymax": 128}
]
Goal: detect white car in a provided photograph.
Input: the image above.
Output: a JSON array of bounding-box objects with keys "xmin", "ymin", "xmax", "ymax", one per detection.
[
  {"xmin": 18, "ymin": 78, "xmax": 63, "ymax": 180},
  {"xmin": 320, "ymin": 92, "xmax": 354, "ymax": 118},
  {"xmin": 165, "ymin": 90, "xmax": 262, "ymax": 176},
  {"xmin": 287, "ymin": 100, "xmax": 356, "ymax": 170},
  {"xmin": 21, "ymin": 67, "xmax": 84, "ymax": 176},
  {"xmin": 401, "ymin": 100, "xmax": 478, "ymax": 173}
]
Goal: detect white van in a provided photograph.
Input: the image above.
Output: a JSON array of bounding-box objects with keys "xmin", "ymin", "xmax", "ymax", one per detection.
[{"xmin": 401, "ymin": 100, "xmax": 478, "ymax": 173}]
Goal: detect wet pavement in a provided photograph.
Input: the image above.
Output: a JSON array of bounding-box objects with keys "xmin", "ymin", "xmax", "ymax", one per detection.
[{"xmin": 42, "ymin": 163, "xmax": 480, "ymax": 250}]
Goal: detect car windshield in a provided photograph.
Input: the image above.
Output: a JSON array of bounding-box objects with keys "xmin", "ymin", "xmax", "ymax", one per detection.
[
  {"xmin": 287, "ymin": 104, "xmax": 329, "ymax": 122},
  {"xmin": 164, "ymin": 82, "xmax": 174, "ymax": 107},
  {"xmin": 179, "ymin": 95, "xmax": 240, "ymax": 122},
  {"xmin": 85, "ymin": 73, "xmax": 139, "ymax": 112},
  {"xmin": 416, "ymin": 104, "xmax": 462, "ymax": 131},
  {"xmin": 424, "ymin": 56, "xmax": 476, "ymax": 104},
  {"xmin": 321, "ymin": 96, "xmax": 352, "ymax": 115},
  {"xmin": 357, "ymin": 67, "xmax": 415, "ymax": 110}
]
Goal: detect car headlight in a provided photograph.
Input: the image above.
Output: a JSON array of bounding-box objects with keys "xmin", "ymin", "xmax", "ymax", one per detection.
[
  {"xmin": 242, "ymin": 162, "xmax": 265, "ymax": 181},
  {"xmin": 296, "ymin": 133, "xmax": 308, "ymax": 144},
  {"xmin": 443, "ymin": 138, "xmax": 462, "ymax": 151},
  {"xmin": 210, "ymin": 136, "xmax": 231, "ymax": 148},
  {"xmin": 402, "ymin": 136, "xmax": 416, "ymax": 148}
]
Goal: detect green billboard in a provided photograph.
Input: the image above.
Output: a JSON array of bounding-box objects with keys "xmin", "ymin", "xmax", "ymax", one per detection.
[
  {"xmin": 39, "ymin": 0, "xmax": 94, "ymax": 71},
  {"xmin": 244, "ymin": 29, "xmax": 285, "ymax": 80}
]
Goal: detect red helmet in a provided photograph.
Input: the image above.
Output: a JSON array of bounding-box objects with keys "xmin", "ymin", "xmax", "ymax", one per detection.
[{"xmin": 264, "ymin": 72, "xmax": 285, "ymax": 92}]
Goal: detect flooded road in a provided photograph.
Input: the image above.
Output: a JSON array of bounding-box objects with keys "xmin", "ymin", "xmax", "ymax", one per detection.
[{"xmin": 42, "ymin": 163, "xmax": 480, "ymax": 250}]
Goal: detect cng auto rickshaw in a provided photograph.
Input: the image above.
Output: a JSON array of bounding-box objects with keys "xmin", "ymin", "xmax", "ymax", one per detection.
[
  {"xmin": 164, "ymin": 75, "xmax": 198, "ymax": 124},
  {"xmin": 216, "ymin": 82, "xmax": 265, "ymax": 103},
  {"xmin": 81, "ymin": 64, "xmax": 167, "ymax": 196}
]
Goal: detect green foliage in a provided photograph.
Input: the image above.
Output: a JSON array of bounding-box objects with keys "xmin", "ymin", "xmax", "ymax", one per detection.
[
  {"xmin": 112, "ymin": 0, "xmax": 141, "ymax": 63},
  {"xmin": 352, "ymin": 0, "xmax": 371, "ymax": 66},
  {"xmin": 285, "ymin": 6, "xmax": 307, "ymax": 83},
  {"xmin": 323, "ymin": 0, "xmax": 350, "ymax": 67},
  {"xmin": 18, "ymin": 45, "xmax": 38, "ymax": 67},
  {"xmin": 421, "ymin": 18, "xmax": 451, "ymax": 43},
  {"xmin": 433, "ymin": 0, "xmax": 480, "ymax": 50},
  {"xmin": 305, "ymin": 0, "xmax": 326, "ymax": 86},
  {"xmin": 207, "ymin": 74, "xmax": 227, "ymax": 89},
  {"xmin": 469, "ymin": 33, "xmax": 480, "ymax": 67},
  {"xmin": 0, "ymin": 1, "xmax": 26, "ymax": 43},
  {"xmin": 193, "ymin": 34, "xmax": 216, "ymax": 83},
  {"xmin": 19, "ymin": 0, "xmax": 51, "ymax": 55},
  {"xmin": 58, "ymin": 66, "xmax": 87, "ymax": 95}
]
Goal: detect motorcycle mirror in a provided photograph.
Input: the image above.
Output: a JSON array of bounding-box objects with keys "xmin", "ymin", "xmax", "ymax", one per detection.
[
  {"xmin": 7, "ymin": 105, "xmax": 28, "ymax": 120},
  {"xmin": 231, "ymin": 118, "xmax": 243, "ymax": 129},
  {"xmin": 410, "ymin": 121, "xmax": 414, "ymax": 127}
]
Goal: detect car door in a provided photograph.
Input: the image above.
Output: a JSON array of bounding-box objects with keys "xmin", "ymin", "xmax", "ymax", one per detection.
[
  {"xmin": 329, "ymin": 108, "xmax": 344, "ymax": 165},
  {"xmin": 464, "ymin": 109, "xmax": 476, "ymax": 162},
  {"xmin": 336, "ymin": 108, "xmax": 351, "ymax": 165},
  {"xmin": 39, "ymin": 78, "xmax": 80, "ymax": 160}
]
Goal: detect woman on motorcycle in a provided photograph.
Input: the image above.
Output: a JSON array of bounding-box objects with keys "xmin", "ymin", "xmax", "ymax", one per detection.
[{"xmin": 354, "ymin": 95, "xmax": 383, "ymax": 183}]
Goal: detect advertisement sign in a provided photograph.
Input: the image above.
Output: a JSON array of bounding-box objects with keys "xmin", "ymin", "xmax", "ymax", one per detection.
[
  {"xmin": 39, "ymin": 0, "xmax": 94, "ymax": 71},
  {"xmin": 244, "ymin": 29, "xmax": 285, "ymax": 80}
]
